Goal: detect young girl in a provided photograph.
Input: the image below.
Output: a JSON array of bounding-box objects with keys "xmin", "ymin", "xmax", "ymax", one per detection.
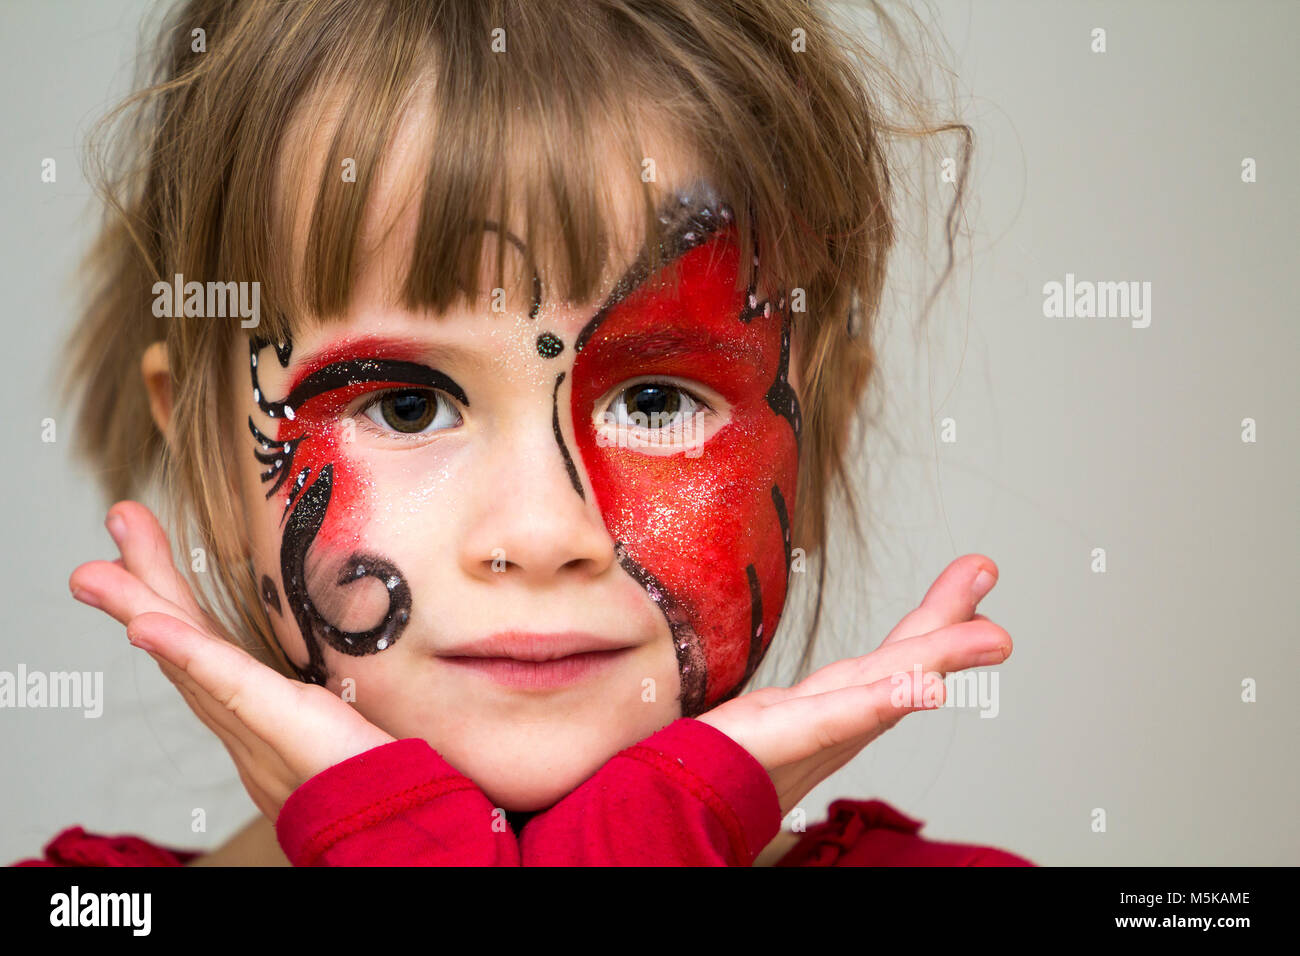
[{"xmin": 18, "ymin": 0, "xmax": 1031, "ymax": 866}]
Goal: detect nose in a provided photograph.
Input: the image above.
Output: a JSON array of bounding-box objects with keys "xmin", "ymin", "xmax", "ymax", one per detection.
[{"xmin": 458, "ymin": 382, "xmax": 616, "ymax": 586}]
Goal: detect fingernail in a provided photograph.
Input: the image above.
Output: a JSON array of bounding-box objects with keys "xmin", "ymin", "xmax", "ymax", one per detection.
[
  {"xmin": 971, "ymin": 569, "xmax": 995, "ymax": 601},
  {"xmin": 71, "ymin": 587, "xmax": 101, "ymax": 609},
  {"xmin": 127, "ymin": 627, "xmax": 155, "ymax": 653},
  {"xmin": 977, "ymin": 645, "xmax": 1009, "ymax": 666},
  {"xmin": 106, "ymin": 512, "xmax": 126, "ymax": 546}
]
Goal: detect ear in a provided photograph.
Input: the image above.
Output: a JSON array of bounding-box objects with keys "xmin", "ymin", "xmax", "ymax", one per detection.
[{"xmin": 141, "ymin": 341, "xmax": 173, "ymax": 441}]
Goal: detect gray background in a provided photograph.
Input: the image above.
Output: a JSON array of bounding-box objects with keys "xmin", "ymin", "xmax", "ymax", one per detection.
[{"xmin": 1, "ymin": 0, "xmax": 1295, "ymax": 865}]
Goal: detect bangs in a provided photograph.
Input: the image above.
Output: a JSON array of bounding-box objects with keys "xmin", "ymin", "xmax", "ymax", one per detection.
[
  {"xmin": 73, "ymin": 0, "xmax": 959, "ymax": 684},
  {"xmin": 183, "ymin": 0, "xmax": 865, "ymax": 344}
]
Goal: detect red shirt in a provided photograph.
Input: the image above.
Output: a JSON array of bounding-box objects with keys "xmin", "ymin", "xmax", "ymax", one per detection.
[{"xmin": 12, "ymin": 718, "xmax": 1034, "ymax": 867}]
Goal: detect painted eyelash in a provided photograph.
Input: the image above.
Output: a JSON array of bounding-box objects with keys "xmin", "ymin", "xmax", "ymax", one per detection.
[{"xmin": 249, "ymin": 417, "xmax": 307, "ymax": 520}]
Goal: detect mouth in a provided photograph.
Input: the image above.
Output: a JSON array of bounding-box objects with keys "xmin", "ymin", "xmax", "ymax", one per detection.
[
  {"xmin": 436, "ymin": 631, "xmax": 637, "ymax": 690},
  {"xmin": 440, "ymin": 649, "xmax": 632, "ymax": 690}
]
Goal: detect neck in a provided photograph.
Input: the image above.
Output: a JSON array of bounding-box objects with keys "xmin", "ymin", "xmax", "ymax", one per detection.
[{"xmin": 187, "ymin": 815, "xmax": 291, "ymax": 867}]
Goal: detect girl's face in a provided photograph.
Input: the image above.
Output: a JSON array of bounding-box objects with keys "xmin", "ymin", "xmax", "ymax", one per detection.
[{"xmin": 229, "ymin": 120, "xmax": 802, "ymax": 811}]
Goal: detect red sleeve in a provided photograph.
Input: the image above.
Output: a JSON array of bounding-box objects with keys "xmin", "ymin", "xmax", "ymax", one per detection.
[
  {"xmin": 518, "ymin": 718, "xmax": 781, "ymax": 866},
  {"xmin": 275, "ymin": 719, "xmax": 779, "ymax": 867},
  {"xmin": 274, "ymin": 737, "xmax": 520, "ymax": 866}
]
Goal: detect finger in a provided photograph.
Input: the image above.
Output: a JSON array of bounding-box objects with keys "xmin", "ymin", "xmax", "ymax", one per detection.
[
  {"xmin": 747, "ymin": 669, "xmax": 947, "ymax": 768},
  {"xmin": 163, "ymin": 648, "xmax": 260, "ymax": 749},
  {"xmin": 791, "ymin": 617, "xmax": 1011, "ymax": 699},
  {"xmin": 174, "ymin": 682, "xmax": 285, "ymax": 818},
  {"xmin": 105, "ymin": 502, "xmax": 207, "ymax": 620},
  {"xmin": 879, "ymin": 554, "xmax": 998, "ymax": 647},
  {"xmin": 172, "ymin": 678, "xmax": 257, "ymax": 766},
  {"xmin": 126, "ymin": 611, "xmax": 376, "ymax": 778},
  {"xmin": 172, "ymin": 676, "xmax": 291, "ymax": 799},
  {"xmin": 126, "ymin": 611, "xmax": 304, "ymax": 737},
  {"xmin": 172, "ymin": 674, "xmax": 288, "ymax": 771},
  {"xmin": 130, "ymin": 624, "xmax": 278, "ymax": 766},
  {"xmin": 70, "ymin": 559, "xmax": 196, "ymax": 630}
]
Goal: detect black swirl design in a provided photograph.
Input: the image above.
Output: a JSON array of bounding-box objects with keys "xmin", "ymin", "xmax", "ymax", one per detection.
[
  {"xmin": 249, "ymin": 337, "xmax": 416, "ymax": 685},
  {"xmin": 279, "ymin": 465, "xmax": 413, "ymax": 686}
]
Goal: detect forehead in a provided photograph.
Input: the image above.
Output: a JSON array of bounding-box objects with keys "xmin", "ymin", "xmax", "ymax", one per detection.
[{"xmin": 272, "ymin": 81, "xmax": 717, "ymax": 342}]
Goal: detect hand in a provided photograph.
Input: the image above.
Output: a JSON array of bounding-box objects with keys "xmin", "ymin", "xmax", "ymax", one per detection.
[
  {"xmin": 695, "ymin": 554, "xmax": 1012, "ymax": 818},
  {"xmin": 68, "ymin": 501, "xmax": 396, "ymax": 822}
]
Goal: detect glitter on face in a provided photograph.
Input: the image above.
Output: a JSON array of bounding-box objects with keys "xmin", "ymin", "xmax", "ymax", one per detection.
[
  {"xmin": 244, "ymin": 187, "xmax": 800, "ymax": 715},
  {"xmin": 247, "ymin": 337, "xmax": 456, "ymax": 684},
  {"xmin": 565, "ymin": 190, "xmax": 801, "ymax": 715},
  {"xmin": 536, "ymin": 331, "xmax": 564, "ymax": 359}
]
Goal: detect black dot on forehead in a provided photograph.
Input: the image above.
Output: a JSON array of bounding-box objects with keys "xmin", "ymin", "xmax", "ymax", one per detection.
[{"xmin": 536, "ymin": 331, "xmax": 564, "ymax": 359}]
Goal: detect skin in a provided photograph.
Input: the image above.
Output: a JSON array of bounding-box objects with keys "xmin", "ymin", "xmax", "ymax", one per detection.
[{"xmin": 67, "ymin": 96, "xmax": 1014, "ymax": 865}]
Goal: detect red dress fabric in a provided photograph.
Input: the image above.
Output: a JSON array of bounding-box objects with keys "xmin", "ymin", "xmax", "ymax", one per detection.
[{"xmin": 12, "ymin": 718, "xmax": 1034, "ymax": 867}]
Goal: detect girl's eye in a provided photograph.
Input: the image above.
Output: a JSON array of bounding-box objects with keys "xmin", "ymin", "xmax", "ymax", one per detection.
[
  {"xmin": 360, "ymin": 389, "xmax": 460, "ymax": 435},
  {"xmin": 605, "ymin": 382, "xmax": 705, "ymax": 429}
]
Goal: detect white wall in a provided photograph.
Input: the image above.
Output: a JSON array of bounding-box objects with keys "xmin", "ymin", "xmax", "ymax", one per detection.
[{"xmin": 1, "ymin": 0, "xmax": 1295, "ymax": 865}]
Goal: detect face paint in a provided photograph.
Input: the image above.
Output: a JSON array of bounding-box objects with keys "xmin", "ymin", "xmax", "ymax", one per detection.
[
  {"xmin": 248, "ymin": 337, "xmax": 467, "ymax": 684},
  {"xmin": 566, "ymin": 194, "xmax": 801, "ymax": 716},
  {"xmin": 246, "ymin": 200, "xmax": 797, "ymax": 712},
  {"xmin": 260, "ymin": 573, "xmax": 282, "ymax": 616}
]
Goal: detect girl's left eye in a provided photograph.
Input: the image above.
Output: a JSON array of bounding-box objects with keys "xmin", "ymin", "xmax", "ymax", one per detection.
[
  {"xmin": 604, "ymin": 381, "xmax": 708, "ymax": 429},
  {"xmin": 358, "ymin": 389, "xmax": 461, "ymax": 435}
]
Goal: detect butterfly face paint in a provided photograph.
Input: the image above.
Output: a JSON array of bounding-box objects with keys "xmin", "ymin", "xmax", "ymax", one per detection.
[
  {"xmin": 248, "ymin": 338, "xmax": 468, "ymax": 685},
  {"xmin": 566, "ymin": 196, "xmax": 802, "ymax": 716},
  {"xmin": 246, "ymin": 192, "xmax": 798, "ymax": 717},
  {"xmin": 248, "ymin": 221, "xmax": 538, "ymax": 687}
]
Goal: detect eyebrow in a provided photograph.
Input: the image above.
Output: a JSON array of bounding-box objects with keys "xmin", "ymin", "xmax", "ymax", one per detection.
[
  {"xmin": 285, "ymin": 186, "xmax": 739, "ymax": 377},
  {"xmin": 600, "ymin": 324, "xmax": 762, "ymax": 366},
  {"xmin": 288, "ymin": 335, "xmax": 480, "ymax": 387},
  {"xmin": 576, "ymin": 182, "xmax": 738, "ymax": 354}
]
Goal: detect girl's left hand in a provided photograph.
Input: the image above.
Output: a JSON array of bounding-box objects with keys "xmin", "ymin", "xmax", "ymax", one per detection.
[
  {"xmin": 68, "ymin": 501, "xmax": 397, "ymax": 822},
  {"xmin": 695, "ymin": 554, "xmax": 1012, "ymax": 819}
]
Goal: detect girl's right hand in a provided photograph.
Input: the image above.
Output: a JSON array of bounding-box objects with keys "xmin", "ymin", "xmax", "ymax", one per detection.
[
  {"xmin": 68, "ymin": 501, "xmax": 397, "ymax": 823},
  {"xmin": 695, "ymin": 554, "xmax": 1011, "ymax": 819}
]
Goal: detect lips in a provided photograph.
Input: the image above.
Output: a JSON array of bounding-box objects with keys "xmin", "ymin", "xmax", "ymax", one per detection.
[
  {"xmin": 437, "ymin": 632, "xmax": 636, "ymax": 690},
  {"xmin": 440, "ymin": 651, "xmax": 629, "ymax": 690},
  {"xmin": 437, "ymin": 630, "xmax": 635, "ymax": 663}
]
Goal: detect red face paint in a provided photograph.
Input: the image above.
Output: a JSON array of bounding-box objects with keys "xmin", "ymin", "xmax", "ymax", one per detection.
[
  {"xmin": 568, "ymin": 229, "xmax": 801, "ymax": 715},
  {"xmin": 248, "ymin": 336, "xmax": 464, "ymax": 683},
  {"xmin": 276, "ymin": 340, "xmax": 420, "ymax": 534}
]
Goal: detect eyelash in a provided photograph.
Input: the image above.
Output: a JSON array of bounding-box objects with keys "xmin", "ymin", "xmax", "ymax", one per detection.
[
  {"xmin": 353, "ymin": 388, "xmax": 463, "ymax": 438},
  {"xmin": 347, "ymin": 379, "xmax": 716, "ymax": 440},
  {"xmin": 600, "ymin": 379, "xmax": 715, "ymax": 430}
]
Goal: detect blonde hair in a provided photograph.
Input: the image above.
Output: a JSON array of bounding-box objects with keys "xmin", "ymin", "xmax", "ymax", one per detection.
[{"xmin": 66, "ymin": 0, "xmax": 969, "ymax": 682}]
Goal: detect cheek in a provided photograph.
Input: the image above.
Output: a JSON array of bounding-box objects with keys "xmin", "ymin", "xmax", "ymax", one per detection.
[
  {"xmin": 253, "ymin": 370, "xmax": 416, "ymax": 683},
  {"xmin": 273, "ymin": 392, "xmax": 371, "ymax": 548},
  {"xmin": 569, "ymin": 239, "xmax": 801, "ymax": 715}
]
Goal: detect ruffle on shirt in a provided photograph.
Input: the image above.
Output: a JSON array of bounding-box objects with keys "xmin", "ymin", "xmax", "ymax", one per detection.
[
  {"xmin": 776, "ymin": 799, "xmax": 1034, "ymax": 867},
  {"xmin": 11, "ymin": 826, "xmax": 197, "ymax": 867}
]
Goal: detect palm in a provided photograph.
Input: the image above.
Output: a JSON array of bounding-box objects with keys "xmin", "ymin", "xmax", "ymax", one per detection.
[
  {"xmin": 696, "ymin": 555, "xmax": 1011, "ymax": 816},
  {"xmin": 70, "ymin": 502, "xmax": 394, "ymax": 820}
]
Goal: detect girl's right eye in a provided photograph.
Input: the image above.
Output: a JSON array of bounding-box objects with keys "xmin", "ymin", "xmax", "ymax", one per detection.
[{"xmin": 359, "ymin": 389, "xmax": 461, "ymax": 436}]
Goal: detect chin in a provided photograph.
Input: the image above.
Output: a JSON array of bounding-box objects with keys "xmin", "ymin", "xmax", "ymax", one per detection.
[
  {"xmin": 423, "ymin": 709, "xmax": 679, "ymax": 813},
  {"xmin": 475, "ymin": 765, "xmax": 601, "ymax": 813}
]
